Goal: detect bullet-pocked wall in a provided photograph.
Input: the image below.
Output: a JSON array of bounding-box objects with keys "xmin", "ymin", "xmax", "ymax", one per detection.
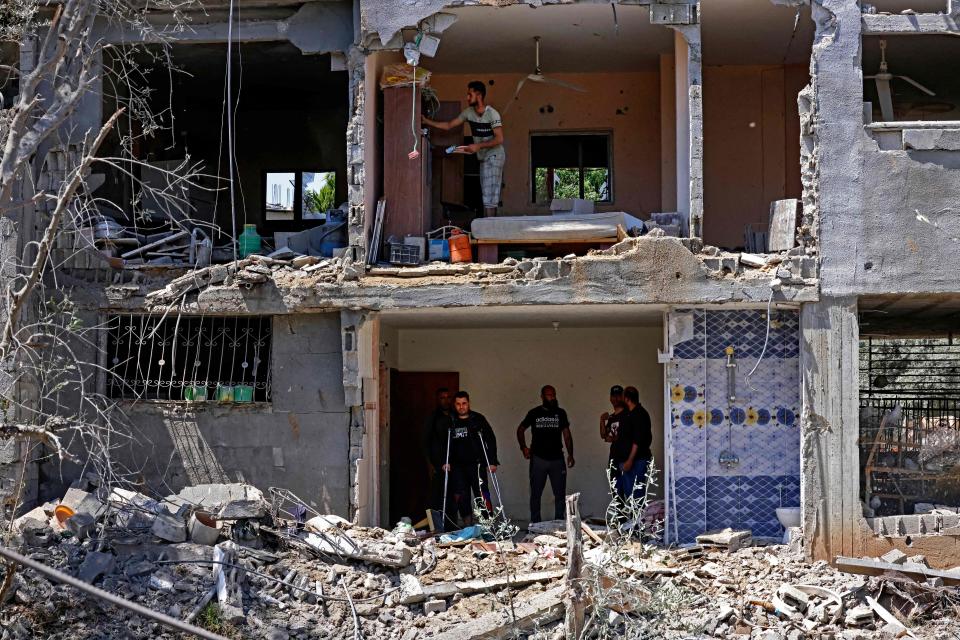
[
  {"xmin": 668, "ymin": 309, "xmax": 801, "ymax": 543},
  {"xmin": 106, "ymin": 313, "xmax": 352, "ymax": 515}
]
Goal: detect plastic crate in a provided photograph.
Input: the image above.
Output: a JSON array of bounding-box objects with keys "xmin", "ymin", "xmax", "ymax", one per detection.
[{"xmin": 389, "ymin": 243, "xmax": 421, "ymax": 266}]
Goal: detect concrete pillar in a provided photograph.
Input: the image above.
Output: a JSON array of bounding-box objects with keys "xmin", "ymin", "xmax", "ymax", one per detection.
[
  {"xmin": 346, "ymin": 47, "xmax": 367, "ymax": 262},
  {"xmin": 673, "ymin": 26, "xmax": 703, "ymax": 238},
  {"xmin": 800, "ymin": 296, "xmax": 863, "ymax": 562}
]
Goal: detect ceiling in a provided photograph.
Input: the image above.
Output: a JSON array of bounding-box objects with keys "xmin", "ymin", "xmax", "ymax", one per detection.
[
  {"xmin": 423, "ymin": 1, "xmax": 814, "ymax": 74},
  {"xmin": 860, "ymin": 294, "xmax": 960, "ymax": 336},
  {"xmin": 380, "ymin": 304, "xmax": 666, "ymax": 329}
]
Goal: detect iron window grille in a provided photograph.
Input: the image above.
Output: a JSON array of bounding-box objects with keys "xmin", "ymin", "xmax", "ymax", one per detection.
[{"xmin": 106, "ymin": 314, "xmax": 272, "ymax": 401}]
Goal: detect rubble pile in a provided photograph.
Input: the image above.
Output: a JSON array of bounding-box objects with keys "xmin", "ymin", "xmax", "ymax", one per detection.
[
  {"xmin": 1, "ymin": 482, "xmax": 570, "ymax": 640},
  {"xmin": 4, "ymin": 483, "xmax": 960, "ymax": 640}
]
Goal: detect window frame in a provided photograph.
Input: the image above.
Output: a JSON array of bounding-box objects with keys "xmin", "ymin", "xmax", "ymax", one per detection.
[
  {"xmin": 262, "ymin": 169, "xmax": 338, "ymax": 232},
  {"xmin": 529, "ymin": 130, "xmax": 614, "ymax": 206}
]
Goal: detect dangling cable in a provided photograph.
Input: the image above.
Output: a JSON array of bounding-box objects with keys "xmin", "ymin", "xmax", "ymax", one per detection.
[
  {"xmin": 408, "ymin": 63, "xmax": 420, "ymax": 160},
  {"xmin": 225, "ymin": 0, "xmax": 238, "ymax": 262}
]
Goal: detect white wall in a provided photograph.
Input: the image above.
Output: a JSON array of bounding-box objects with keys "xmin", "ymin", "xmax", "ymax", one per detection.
[{"xmin": 395, "ymin": 325, "xmax": 664, "ymax": 523}]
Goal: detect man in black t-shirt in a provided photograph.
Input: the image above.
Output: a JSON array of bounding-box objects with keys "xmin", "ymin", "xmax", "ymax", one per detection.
[
  {"xmin": 614, "ymin": 386, "xmax": 652, "ymax": 502},
  {"xmin": 424, "ymin": 388, "xmax": 454, "ymax": 514},
  {"xmin": 443, "ymin": 391, "xmax": 499, "ymax": 526},
  {"xmin": 517, "ymin": 385, "xmax": 575, "ymax": 523}
]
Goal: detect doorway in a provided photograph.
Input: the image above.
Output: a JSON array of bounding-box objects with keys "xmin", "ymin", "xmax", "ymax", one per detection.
[{"xmin": 389, "ymin": 370, "xmax": 459, "ymax": 525}]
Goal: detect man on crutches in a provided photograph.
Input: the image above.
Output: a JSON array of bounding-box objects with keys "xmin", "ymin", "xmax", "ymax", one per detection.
[{"xmin": 445, "ymin": 391, "xmax": 500, "ymax": 526}]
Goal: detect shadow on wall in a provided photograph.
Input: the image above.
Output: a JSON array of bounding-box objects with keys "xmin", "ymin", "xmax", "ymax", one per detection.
[{"xmin": 165, "ymin": 413, "xmax": 230, "ymax": 486}]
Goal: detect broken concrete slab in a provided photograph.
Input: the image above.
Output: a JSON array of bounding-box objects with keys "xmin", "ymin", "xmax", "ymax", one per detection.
[
  {"xmin": 835, "ymin": 556, "xmax": 960, "ymax": 586},
  {"xmin": 302, "ymin": 532, "xmax": 411, "ymax": 568},
  {"xmin": 151, "ymin": 513, "xmax": 188, "ymax": 543},
  {"xmin": 397, "ymin": 569, "xmax": 566, "ymax": 605},
  {"xmin": 172, "ymin": 483, "xmax": 267, "ymax": 519},
  {"xmin": 59, "ymin": 488, "xmax": 106, "ymax": 519},
  {"xmin": 423, "ymin": 599, "xmax": 446, "ymax": 614},
  {"xmin": 429, "ymin": 587, "xmax": 565, "ymax": 640},
  {"xmin": 880, "ymin": 549, "xmax": 907, "ymax": 565},
  {"xmin": 65, "ymin": 512, "xmax": 96, "ymax": 540},
  {"xmin": 79, "ymin": 551, "xmax": 115, "ymax": 584},
  {"xmin": 696, "ymin": 528, "xmax": 753, "ymax": 552}
]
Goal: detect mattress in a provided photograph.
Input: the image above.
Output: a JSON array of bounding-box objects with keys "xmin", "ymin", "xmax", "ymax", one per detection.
[{"xmin": 470, "ymin": 211, "xmax": 644, "ymax": 242}]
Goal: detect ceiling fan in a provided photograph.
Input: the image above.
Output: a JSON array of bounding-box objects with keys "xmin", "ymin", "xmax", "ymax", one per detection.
[
  {"xmin": 504, "ymin": 36, "xmax": 587, "ymax": 114},
  {"xmin": 864, "ymin": 39, "xmax": 935, "ymax": 122}
]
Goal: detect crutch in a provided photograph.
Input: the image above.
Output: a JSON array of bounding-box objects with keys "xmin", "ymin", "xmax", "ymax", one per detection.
[
  {"xmin": 440, "ymin": 427, "xmax": 452, "ymax": 531},
  {"xmin": 475, "ymin": 429, "xmax": 505, "ymax": 512}
]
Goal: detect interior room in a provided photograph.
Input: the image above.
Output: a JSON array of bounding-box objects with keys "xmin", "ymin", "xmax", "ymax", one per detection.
[
  {"xmin": 377, "ymin": 305, "xmax": 667, "ymax": 528},
  {"xmin": 862, "ymin": 35, "xmax": 960, "ymax": 123},
  {"xmin": 366, "ymin": 0, "xmax": 813, "ymax": 256},
  {"xmin": 97, "ymin": 42, "xmax": 348, "ymax": 260}
]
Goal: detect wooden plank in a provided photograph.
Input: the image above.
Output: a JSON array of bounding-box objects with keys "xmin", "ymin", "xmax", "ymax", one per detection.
[
  {"xmin": 768, "ymin": 199, "xmax": 798, "ymax": 251},
  {"xmin": 477, "ymin": 244, "xmax": 498, "ymax": 264},
  {"xmin": 835, "ymin": 556, "xmax": 960, "ymax": 585}
]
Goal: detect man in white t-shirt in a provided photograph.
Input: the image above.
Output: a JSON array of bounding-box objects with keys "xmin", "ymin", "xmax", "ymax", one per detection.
[{"xmin": 422, "ymin": 81, "xmax": 505, "ymax": 216}]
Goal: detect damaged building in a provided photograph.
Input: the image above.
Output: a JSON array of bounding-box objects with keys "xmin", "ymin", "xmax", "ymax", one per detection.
[{"xmin": 4, "ymin": 0, "xmax": 960, "ymax": 598}]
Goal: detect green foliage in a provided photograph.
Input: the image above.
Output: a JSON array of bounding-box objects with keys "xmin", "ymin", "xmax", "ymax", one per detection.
[
  {"xmin": 304, "ymin": 172, "xmax": 336, "ymax": 214},
  {"xmin": 534, "ymin": 167, "xmax": 609, "ymax": 203},
  {"xmin": 196, "ymin": 603, "xmax": 240, "ymax": 638}
]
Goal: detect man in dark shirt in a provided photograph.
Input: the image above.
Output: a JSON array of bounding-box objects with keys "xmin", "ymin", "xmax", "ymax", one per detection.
[
  {"xmin": 601, "ymin": 385, "xmax": 627, "ymax": 465},
  {"xmin": 615, "ymin": 386, "xmax": 653, "ymax": 501},
  {"xmin": 443, "ymin": 391, "xmax": 499, "ymax": 525},
  {"xmin": 424, "ymin": 388, "xmax": 454, "ymax": 515},
  {"xmin": 517, "ymin": 385, "xmax": 575, "ymax": 523}
]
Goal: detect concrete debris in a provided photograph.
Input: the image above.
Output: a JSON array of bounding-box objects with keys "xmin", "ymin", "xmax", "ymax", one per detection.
[
  {"xmin": 8, "ymin": 481, "xmax": 960, "ymax": 639},
  {"xmin": 881, "ymin": 548, "xmax": 908, "ymax": 565},
  {"xmin": 695, "ymin": 528, "xmax": 753, "ymax": 551}
]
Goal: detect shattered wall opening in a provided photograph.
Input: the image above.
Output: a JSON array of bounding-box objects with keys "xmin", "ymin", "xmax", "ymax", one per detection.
[
  {"xmin": 378, "ymin": 305, "xmax": 666, "ymax": 527},
  {"xmin": 862, "ymin": 35, "xmax": 960, "ymax": 124},
  {"xmin": 96, "ymin": 42, "xmax": 349, "ymax": 265},
  {"xmin": 859, "ymin": 335, "xmax": 960, "ymax": 518}
]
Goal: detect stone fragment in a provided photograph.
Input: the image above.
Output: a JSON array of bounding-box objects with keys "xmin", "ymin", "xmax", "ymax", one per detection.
[
  {"xmin": 124, "ymin": 560, "xmax": 155, "ymax": 578},
  {"xmin": 65, "ymin": 512, "xmax": 96, "ymax": 540},
  {"xmin": 79, "ymin": 551, "xmax": 115, "ymax": 584},
  {"xmin": 423, "ymin": 599, "xmax": 447, "ymax": 614},
  {"xmin": 60, "ymin": 488, "xmax": 106, "ymax": 519},
  {"xmin": 880, "ymin": 549, "xmax": 907, "ymax": 565},
  {"xmin": 151, "ymin": 514, "xmax": 188, "ymax": 543},
  {"xmin": 695, "ymin": 528, "xmax": 752, "ymax": 552},
  {"xmin": 907, "ymin": 554, "xmax": 928, "ymax": 567},
  {"xmin": 264, "ymin": 629, "xmax": 289, "ymax": 640}
]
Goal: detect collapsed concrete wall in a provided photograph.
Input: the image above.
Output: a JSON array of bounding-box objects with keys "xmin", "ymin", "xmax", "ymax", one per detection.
[{"xmin": 811, "ymin": 0, "xmax": 960, "ymax": 297}]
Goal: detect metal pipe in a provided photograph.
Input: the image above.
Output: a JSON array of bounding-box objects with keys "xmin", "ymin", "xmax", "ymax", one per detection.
[{"xmin": 0, "ymin": 545, "xmax": 227, "ymax": 640}]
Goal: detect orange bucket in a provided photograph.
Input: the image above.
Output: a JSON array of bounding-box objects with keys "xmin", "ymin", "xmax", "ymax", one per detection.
[
  {"xmin": 54, "ymin": 505, "xmax": 75, "ymax": 524},
  {"xmin": 448, "ymin": 232, "xmax": 472, "ymax": 263}
]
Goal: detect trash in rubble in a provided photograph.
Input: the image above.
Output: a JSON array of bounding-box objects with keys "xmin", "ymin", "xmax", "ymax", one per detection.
[
  {"xmin": 438, "ymin": 525, "xmax": 483, "ymax": 544},
  {"xmin": 379, "ymin": 64, "xmax": 431, "ymax": 88},
  {"xmin": 392, "ymin": 517, "xmax": 415, "ymax": 537}
]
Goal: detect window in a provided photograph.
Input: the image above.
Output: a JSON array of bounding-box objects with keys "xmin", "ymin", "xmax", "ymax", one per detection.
[
  {"xmin": 264, "ymin": 170, "xmax": 337, "ymax": 224},
  {"xmin": 106, "ymin": 315, "xmax": 272, "ymax": 401},
  {"xmin": 531, "ymin": 133, "xmax": 612, "ymax": 204}
]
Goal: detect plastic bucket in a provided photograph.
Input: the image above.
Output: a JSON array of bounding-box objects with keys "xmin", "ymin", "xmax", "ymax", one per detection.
[
  {"xmin": 448, "ymin": 233, "xmax": 472, "ymax": 263},
  {"xmin": 216, "ymin": 385, "xmax": 234, "ymax": 403},
  {"xmin": 184, "ymin": 385, "xmax": 208, "ymax": 401},
  {"xmin": 189, "ymin": 511, "xmax": 221, "ymax": 545},
  {"xmin": 233, "ymin": 385, "xmax": 254, "ymax": 403},
  {"xmin": 54, "ymin": 505, "xmax": 75, "ymax": 525}
]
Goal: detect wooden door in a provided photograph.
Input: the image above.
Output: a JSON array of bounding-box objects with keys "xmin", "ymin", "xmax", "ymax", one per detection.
[
  {"xmin": 389, "ymin": 370, "xmax": 459, "ymax": 525},
  {"xmin": 383, "ymin": 86, "xmax": 429, "ymax": 240}
]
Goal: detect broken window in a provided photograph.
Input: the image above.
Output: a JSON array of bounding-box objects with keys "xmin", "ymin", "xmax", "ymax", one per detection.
[
  {"xmin": 264, "ymin": 170, "xmax": 338, "ymax": 223},
  {"xmin": 859, "ymin": 336, "xmax": 960, "ymax": 516},
  {"xmin": 106, "ymin": 315, "xmax": 272, "ymax": 402},
  {"xmin": 531, "ymin": 133, "xmax": 611, "ymax": 204}
]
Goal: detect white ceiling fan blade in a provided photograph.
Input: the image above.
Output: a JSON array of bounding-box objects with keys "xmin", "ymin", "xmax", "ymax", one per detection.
[
  {"xmin": 502, "ymin": 76, "xmax": 528, "ymax": 115},
  {"xmin": 537, "ymin": 75, "xmax": 588, "ymax": 93},
  {"xmin": 895, "ymin": 75, "xmax": 936, "ymax": 96},
  {"xmin": 874, "ymin": 77, "xmax": 895, "ymax": 121}
]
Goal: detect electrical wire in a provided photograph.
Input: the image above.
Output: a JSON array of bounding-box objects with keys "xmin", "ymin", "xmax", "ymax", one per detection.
[{"xmin": 225, "ymin": 0, "xmax": 238, "ymax": 263}]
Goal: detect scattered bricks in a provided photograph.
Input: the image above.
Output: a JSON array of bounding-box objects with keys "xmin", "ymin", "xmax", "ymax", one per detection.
[
  {"xmin": 423, "ymin": 599, "xmax": 447, "ymax": 614},
  {"xmin": 778, "ymin": 585, "xmax": 810, "ymax": 612},
  {"xmin": 881, "ymin": 549, "xmax": 907, "ymax": 565},
  {"xmin": 65, "ymin": 512, "xmax": 96, "ymax": 540},
  {"xmin": 845, "ymin": 605, "xmax": 874, "ymax": 627},
  {"xmin": 908, "ymin": 555, "xmax": 929, "ymax": 567},
  {"xmin": 696, "ymin": 529, "xmax": 752, "ymax": 552},
  {"xmin": 79, "ymin": 551, "xmax": 115, "ymax": 584},
  {"xmin": 151, "ymin": 514, "xmax": 187, "ymax": 543},
  {"xmin": 59, "ymin": 488, "xmax": 106, "ymax": 519}
]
